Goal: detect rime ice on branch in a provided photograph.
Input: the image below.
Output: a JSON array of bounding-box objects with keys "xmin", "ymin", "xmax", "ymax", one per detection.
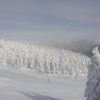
[{"xmin": 85, "ymin": 47, "xmax": 100, "ymax": 100}]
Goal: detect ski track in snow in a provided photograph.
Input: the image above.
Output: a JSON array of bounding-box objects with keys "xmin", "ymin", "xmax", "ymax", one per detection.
[{"xmin": 0, "ymin": 65, "xmax": 87, "ymax": 100}]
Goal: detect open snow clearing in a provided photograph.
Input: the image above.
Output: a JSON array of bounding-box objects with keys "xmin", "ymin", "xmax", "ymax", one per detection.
[{"xmin": 0, "ymin": 65, "xmax": 87, "ymax": 100}]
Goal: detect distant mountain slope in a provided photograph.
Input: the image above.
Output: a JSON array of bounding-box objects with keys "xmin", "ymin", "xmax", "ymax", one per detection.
[
  {"xmin": 0, "ymin": 39, "xmax": 90, "ymax": 77},
  {"xmin": 41, "ymin": 38, "xmax": 100, "ymax": 57}
]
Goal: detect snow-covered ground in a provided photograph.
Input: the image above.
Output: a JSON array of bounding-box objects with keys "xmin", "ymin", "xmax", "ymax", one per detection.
[{"xmin": 0, "ymin": 65, "xmax": 87, "ymax": 100}]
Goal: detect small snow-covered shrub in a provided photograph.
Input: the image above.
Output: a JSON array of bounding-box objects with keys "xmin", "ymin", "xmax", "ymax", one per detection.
[{"xmin": 0, "ymin": 38, "xmax": 90, "ymax": 77}]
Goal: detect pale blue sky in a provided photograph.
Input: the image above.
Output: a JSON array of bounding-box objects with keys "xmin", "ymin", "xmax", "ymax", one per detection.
[{"xmin": 0, "ymin": 0, "xmax": 100, "ymax": 42}]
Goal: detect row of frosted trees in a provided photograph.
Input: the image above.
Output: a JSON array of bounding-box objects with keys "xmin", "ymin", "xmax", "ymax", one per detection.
[{"xmin": 0, "ymin": 39, "xmax": 90, "ymax": 77}]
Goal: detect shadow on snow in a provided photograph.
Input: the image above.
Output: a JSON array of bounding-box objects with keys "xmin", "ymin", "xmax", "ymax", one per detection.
[{"xmin": 19, "ymin": 91, "xmax": 61, "ymax": 100}]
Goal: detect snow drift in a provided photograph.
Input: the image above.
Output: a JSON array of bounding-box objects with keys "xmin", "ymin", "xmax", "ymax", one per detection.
[{"xmin": 0, "ymin": 39, "xmax": 90, "ymax": 77}]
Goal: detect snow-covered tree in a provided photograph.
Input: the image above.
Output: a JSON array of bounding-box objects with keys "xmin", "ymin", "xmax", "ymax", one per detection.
[
  {"xmin": 0, "ymin": 38, "xmax": 90, "ymax": 77},
  {"xmin": 85, "ymin": 47, "xmax": 100, "ymax": 100}
]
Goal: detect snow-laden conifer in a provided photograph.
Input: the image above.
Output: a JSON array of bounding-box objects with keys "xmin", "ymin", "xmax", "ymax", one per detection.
[{"xmin": 85, "ymin": 47, "xmax": 100, "ymax": 100}]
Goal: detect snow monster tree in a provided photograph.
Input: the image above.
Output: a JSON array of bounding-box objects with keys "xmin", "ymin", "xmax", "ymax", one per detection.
[{"xmin": 85, "ymin": 47, "xmax": 100, "ymax": 100}]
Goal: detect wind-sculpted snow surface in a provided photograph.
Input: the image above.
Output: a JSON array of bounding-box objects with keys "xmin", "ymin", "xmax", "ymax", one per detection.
[{"xmin": 0, "ymin": 39, "xmax": 90, "ymax": 77}]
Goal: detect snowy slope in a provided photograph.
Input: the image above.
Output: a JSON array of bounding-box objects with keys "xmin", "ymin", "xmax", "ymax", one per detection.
[
  {"xmin": 0, "ymin": 65, "xmax": 87, "ymax": 100},
  {"xmin": 0, "ymin": 39, "xmax": 90, "ymax": 77}
]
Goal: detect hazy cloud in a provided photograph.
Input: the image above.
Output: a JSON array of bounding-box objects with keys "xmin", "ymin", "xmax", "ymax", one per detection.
[{"xmin": 0, "ymin": 0, "xmax": 100, "ymax": 42}]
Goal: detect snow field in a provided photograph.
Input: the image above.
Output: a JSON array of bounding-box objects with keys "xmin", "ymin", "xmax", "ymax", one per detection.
[{"xmin": 0, "ymin": 65, "xmax": 87, "ymax": 100}]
